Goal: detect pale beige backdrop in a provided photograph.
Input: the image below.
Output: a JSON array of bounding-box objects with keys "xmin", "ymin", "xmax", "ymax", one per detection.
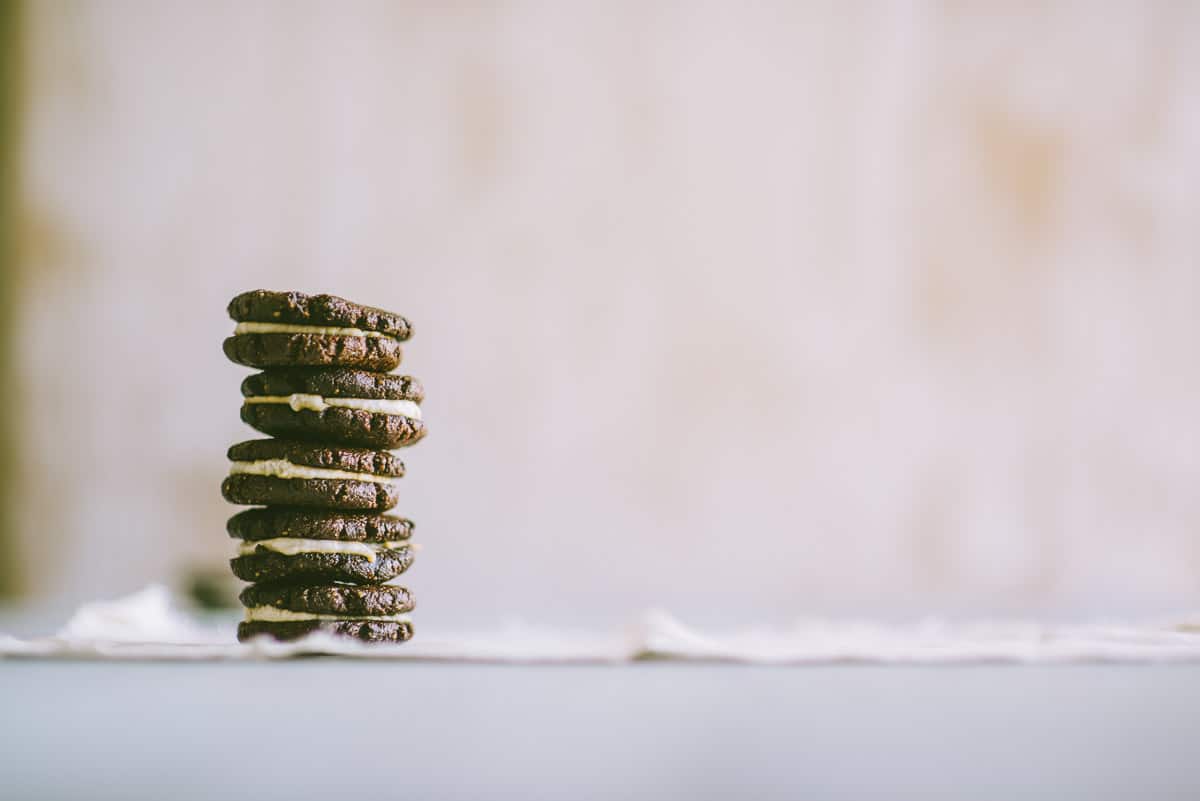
[{"xmin": 12, "ymin": 1, "xmax": 1200, "ymax": 625}]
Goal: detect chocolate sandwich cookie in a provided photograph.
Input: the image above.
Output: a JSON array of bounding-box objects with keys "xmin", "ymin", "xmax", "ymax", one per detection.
[
  {"xmin": 237, "ymin": 582, "xmax": 415, "ymax": 643},
  {"xmin": 224, "ymin": 290, "xmax": 412, "ymax": 371},
  {"xmin": 239, "ymin": 368, "xmax": 426, "ymax": 449},
  {"xmin": 221, "ymin": 439, "xmax": 404, "ymax": 511},
  {"xmin": 229, "ymin": 507, "xmax": 416, "ymax": 582}
]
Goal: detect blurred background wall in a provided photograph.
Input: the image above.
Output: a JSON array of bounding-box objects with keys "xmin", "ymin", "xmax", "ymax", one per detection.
[{"xmin": 5, "ymin": 1, "xmax": 1200, "ymax": 626}]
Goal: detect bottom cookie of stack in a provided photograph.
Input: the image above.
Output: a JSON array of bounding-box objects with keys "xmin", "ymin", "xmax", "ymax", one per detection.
[{"xmin": 237, "ymin": 582, "xmax": 415, "ymax": 643}]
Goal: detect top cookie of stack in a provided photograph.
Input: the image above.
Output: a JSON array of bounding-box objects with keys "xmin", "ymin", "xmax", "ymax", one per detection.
[
  {"xmin": 224, "ymin": 290, "xmax": 426, "ymax": 449},
  {"xmin": 225, "ymin": 289, "xmax": 412, "ymax": 371}
]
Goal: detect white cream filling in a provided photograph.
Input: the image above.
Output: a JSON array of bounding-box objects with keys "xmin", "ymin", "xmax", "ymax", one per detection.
[
  {"xmin": 243, "ymin": 393, "xmax": 421, "ymax": 419},
  {"xmin": 244, "ymin": 606, "xmax": 412, "ymax": 624},
  {"xmin": 228, "ymin": 459, "xmax": 397, "ymax": 485},
  {"xmin": 234, "ymin": 321, "xmax": 395, "ymax": 340},
  {"xmin": 237, "ymin": 537, "xmax": 413, "ymax": 563}
]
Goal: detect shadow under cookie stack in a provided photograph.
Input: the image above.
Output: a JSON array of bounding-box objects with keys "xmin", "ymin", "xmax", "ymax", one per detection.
[{"xmin": 220, "ymin": 290, "xmax": 425, "ymax": 644}]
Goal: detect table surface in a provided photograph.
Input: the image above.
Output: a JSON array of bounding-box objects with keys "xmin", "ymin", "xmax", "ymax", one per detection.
[{"xmin": 2, "ymin": 660, "xmax": 1198, "ymax": 801}]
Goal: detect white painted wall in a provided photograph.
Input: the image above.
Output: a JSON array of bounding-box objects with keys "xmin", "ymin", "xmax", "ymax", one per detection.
[{"xmin": 15, "ymin": 1, "xmax": 1200, "ymax": 625}]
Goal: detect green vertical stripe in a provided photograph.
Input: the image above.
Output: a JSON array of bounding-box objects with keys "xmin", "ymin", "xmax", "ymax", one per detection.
[{"xmin": 0, "ymin": 0, "xmax": 21, "ymax": 599}]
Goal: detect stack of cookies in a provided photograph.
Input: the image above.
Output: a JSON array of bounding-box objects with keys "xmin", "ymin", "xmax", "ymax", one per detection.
[{"xmin": 220, "ymin": 290, "xmax": 426, "ymax": 644}]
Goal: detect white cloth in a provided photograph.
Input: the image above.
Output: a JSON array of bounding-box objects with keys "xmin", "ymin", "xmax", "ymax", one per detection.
[{"xmin": 4, "ymin": 585, "xmax": 1200, "ymax": 663}]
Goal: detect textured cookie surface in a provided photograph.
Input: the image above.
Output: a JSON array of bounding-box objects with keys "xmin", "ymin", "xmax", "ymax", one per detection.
[
  {"xmin": 227, "ymin": 508, "xmax": 414, "ymax": 542},
  {"xmin": 231, "ymin": 545, "xmax": 415, "ymax": 584},
  {"xmin": 227, "ymin": 439, "xmax": 404, "ymax": 477},
  {"xmin": 237, "ymin": 619, "xmax": 414, "ymax": 643},
  {"xmin": 242, "ymin": 369, "xmax": 423, "ymax": 401},
  {"xmin": 223, "ymin": 333, "xmax": 402, "ymax": 371},
  {"xmin": 221, "ymin": 475, "xmax": 400, "ymax": 511},
  {"xmin": 228, "ymin": 290, "xmax": 413, "ymax": 340},
  {"xmin": 240, "ymin": 582, "xmax": 415, "ymax": 616}
]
